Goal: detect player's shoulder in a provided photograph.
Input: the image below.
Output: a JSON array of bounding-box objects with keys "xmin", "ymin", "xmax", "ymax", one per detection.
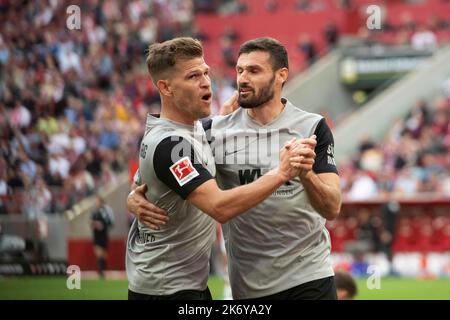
[
  {"xmin": 141, "ymin": 129, "xmax": 170, "ymax": 149},
  {"xmin": 143, "ymin": 124, "xmax": 191, "ymax": 148},
  {"xmin": 210, "ymin": 107, "xmax": 245, "ymax": 129},
  {"xmin": 284, "ymin": 99, "xmax": 323, "ymax": 129},
  {"xmin": 285, "ymin": 99, "xmax": 323, "ymax": 121},
  {"xmin": 154, "ymin": 134, "xmax": 192, "ymax": 152}
]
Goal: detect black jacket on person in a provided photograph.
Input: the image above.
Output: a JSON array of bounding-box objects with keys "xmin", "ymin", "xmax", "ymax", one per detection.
[{"xmin": 91, "ymin": 205, "xmax": 114, "ymax": 248}]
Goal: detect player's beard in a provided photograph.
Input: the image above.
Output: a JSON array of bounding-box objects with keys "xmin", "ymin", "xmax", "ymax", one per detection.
[{"xmin": 239, "ymin": 74, "xmax": 276, "ymax": 109}]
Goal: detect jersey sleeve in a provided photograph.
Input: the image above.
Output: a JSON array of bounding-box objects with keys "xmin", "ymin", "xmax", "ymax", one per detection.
[
  {"xmin": 153, "ymin": 136, "xmax": 213, "ymax": 199},
  {"xmin": 312, "ymin": 118, "xmax": 339, "ymax": 175}
]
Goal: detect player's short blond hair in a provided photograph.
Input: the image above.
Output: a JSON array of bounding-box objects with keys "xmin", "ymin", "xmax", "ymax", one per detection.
[{"xmin": 146, "ymin": 37, "xmax": 203, "ymax": 84}]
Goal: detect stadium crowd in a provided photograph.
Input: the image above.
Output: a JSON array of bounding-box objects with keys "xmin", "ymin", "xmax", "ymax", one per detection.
[
  {"xmin": 0, "ymin": 0, "xmax": 216, "ymax": 216},
  {"xmin": 341, "ymin": 95, "xmax": 450, "ymax": 201}
]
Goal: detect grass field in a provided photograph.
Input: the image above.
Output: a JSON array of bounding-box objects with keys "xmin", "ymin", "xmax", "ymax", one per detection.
[
  {"xmin": 0, "ymin": 275, "xmax": 224, "ymax": 300},
  {"xmin": 0, "ymin": 276, "xmax": 449, "ymax": 300}
]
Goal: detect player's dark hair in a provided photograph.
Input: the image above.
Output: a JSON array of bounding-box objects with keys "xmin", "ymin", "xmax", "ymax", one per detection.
[
  {"xmin": 238, "ymin": 37, "xmax": 289, "ymax": 71},
  {"xmin": 146, "ymin": 37, "xmax": 203, "ymax": 84},
  {"xmin": 334, "ymin": 271, "xmax": 358, "ymax": 299}
]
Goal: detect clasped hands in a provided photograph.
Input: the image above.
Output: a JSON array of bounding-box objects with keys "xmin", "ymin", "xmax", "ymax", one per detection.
[{"xmin": 278, "ymin": 135, "xmax": 317, "ymax": 181}]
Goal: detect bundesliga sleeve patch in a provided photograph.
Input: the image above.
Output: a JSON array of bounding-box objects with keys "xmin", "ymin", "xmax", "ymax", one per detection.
[{"xmin": 169, "ymin": 156, "xmax": 200, "ymax": 186}]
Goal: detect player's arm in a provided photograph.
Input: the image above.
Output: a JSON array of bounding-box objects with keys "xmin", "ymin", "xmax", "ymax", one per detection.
[
  {"xmin": 291, "ymin": 119, "xmax": 342, "ymax": 220},
  {"xmin": 153, "ymin": 136, "xmax": 301, "ymax": 224},
  {"xmin": 187, "ymin": 168, "xmax": 284, "ymax": 224},
  {"xmin": 299, "ymin": 171, "xmax": 341, "ymax": 220},
  {"xmin": 127, "ymin": 171, "xmax": 169, "ymax": 230}
]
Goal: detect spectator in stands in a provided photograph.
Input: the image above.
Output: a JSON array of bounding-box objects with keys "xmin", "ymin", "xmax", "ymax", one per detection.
[
  {"xmin": 52, "ymin": 179, "xmax": 76, "ymax": 213},
  {"xmin": 29, "ymin": 177, "xmax": 52, "ymax": 217},
  {"xmin": 357, "ymin": 134, "xmax": 376, "ymax": 154},
  {"xmin": 295, "ymin": 0, "xmax": 311, "ymax": 11},
  {"xmin": 220, "ymin": 36, "xmax": 237, "ymax": 68},
  {"xmin": 411, "ymin": 25, "xmax": 437, "ymax": 51},
  {"xmin": 265, "ymin": 0, "xmax": 278, "ymax": 13},
  {"xmin": 191, "ymin": 23, "xmax": 210, "ymax": 42},
  {"xmin": 9, "ymin": 102, "xmax": 31, "ymax": 129},
  {"xmin": 222, "ymin": 25, "xmax": 240, "ymax": 43},
  {"xmin": 91, "ymin": 195, "xmax": 114, "ymax": 279},
  {"xmin": 295, "ymin": 0, "xmax": 326, "ymax": 11},
  {"xmin": 297, "ymin": 33, "xmax": 317, "ymax": 66},
  {"xmin": 71, "ymin": 166, "xmax": 95, "ymax": 198},
  {"xmin": 323, "ymin": 22, "xmax": 339, "ymax": 51},
  {"xmin": 194, "ymin": 0, "xmax": 218, "ymax": 13},
  {"xmin": 393, "ymin": 166, "xmax": 419, "ymax": 197},
  {"xmin": 7, "ymin": 166, "xmax": 25, "ymax": 191},
  {"xmin": 236, "ymin": 1, "xmax": 249, "ymax": 13},
  {"xmin": 337, "ymin": 0, "xmax": 352, "ymax": 10},
  {"xmin": 347, "ymin": 169, "xmax": 378, "ymax": 200}
]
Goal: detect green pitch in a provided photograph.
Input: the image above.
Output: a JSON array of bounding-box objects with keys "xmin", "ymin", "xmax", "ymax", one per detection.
[
  {"xmin": 354, "ymin": 277, "xmax": 450, "ymax": 300},
  {"xmin": 0, "ymin": 276, "xmax": 225, "ymax": 300},
  {"xmin": 0, "ymin": 276, "xmax": 449, "ymax": 300}
]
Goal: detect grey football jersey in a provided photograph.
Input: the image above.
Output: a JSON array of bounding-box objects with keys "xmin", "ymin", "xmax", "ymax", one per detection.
[
  {"xmin": 209, "ymin": 99, "xmax": 337, "ymax": 299},
  {"xmin": 126, "ymin": 115, "xmax": 216, "ymax": 295}
]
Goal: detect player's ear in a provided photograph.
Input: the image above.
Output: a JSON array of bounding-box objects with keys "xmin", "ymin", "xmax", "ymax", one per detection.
[
  {"xmin": 277, "ymin": 67, "xmax": 289, "ymax": 87},
  {"xmin": 157, "ymin": 79, "xmax": 172, "ymax": 97}
]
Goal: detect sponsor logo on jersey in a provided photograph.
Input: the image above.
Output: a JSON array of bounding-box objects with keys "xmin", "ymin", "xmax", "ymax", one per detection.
[
  {"xmin": 327, "ymin": 144, "xmax": 335, "ymax": 155},
  {"xmin": 327, "ymin": 155, "xmax": 336, "ymax": 166},
  {"xmin": 238, "ymin": 168, "xmax": 292, "ymax": 186},
  {"xmin": 327, "ymin": 144, "xmax": 336, "ymax": 166},
  {"xmin": 170, "ymin": 156, "xmax": 199, "ymax": 186}
]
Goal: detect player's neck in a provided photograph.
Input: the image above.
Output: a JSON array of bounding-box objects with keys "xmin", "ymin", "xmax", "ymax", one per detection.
[
  {"xmin": 160, "ymin": 105, "xmax": 195, "ymax": 126},
  {"xmin": 247, "ymin": 97, "xmax": 285, "ymax": 125}
]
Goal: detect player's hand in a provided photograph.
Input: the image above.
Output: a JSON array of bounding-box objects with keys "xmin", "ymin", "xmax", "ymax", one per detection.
[
  {"xmin": 127, "ymin": 184, "xmax": 169, "ymax": 230},
  {"xmin": 219, "ymin": 90, "xmax": 239, "ymax": 116},
  {"xmin": 278, "ymin": 138, "xmax": 301, "ymax": 181},
  {"xmin": 289, "ymin": 135, "xmax": 317, "ymax": 179}
]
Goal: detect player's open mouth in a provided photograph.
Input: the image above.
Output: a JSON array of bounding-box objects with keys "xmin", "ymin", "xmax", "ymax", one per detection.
[{"xmin": 201, "ymin": 93, "xmax": 212, "ymax": 102}]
